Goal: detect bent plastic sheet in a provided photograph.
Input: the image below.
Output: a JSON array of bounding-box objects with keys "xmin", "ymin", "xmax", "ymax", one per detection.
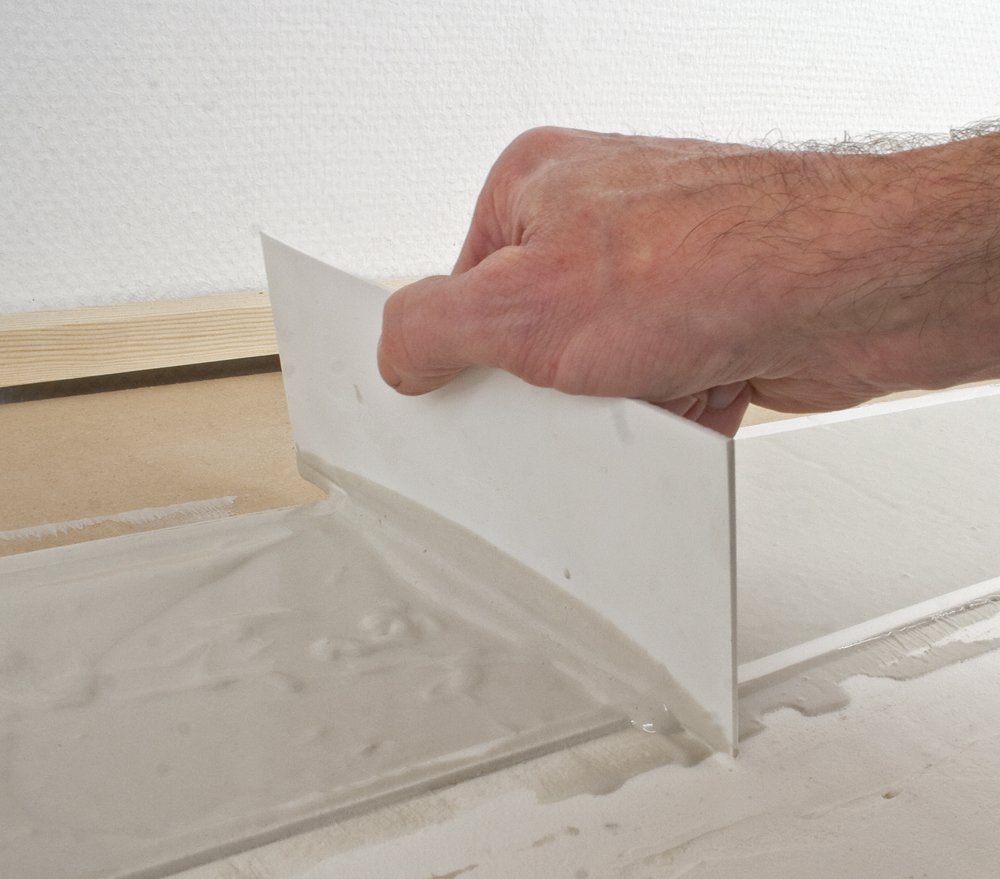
[
  {"xmin": 262, "ymin": 236, "xmax": 737, "ymax": 750},
  {"xmin": 0, "ymin": 240, "xmax": 735, "ymax": 879}
]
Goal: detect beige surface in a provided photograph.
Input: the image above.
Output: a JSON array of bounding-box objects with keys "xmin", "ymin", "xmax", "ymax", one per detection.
[
  {"xmin": 740, "ymin": 380, "xmax": 999, "ymax": 427},
  {"xmin": 0, "ymin": 371, "xmax": 325, "ymax": 557}
]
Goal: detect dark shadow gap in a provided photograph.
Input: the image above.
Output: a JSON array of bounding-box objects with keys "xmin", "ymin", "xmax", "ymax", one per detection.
[{"xmin": 0, "ymin": 355, "xmax": 282, "ymax": 404}]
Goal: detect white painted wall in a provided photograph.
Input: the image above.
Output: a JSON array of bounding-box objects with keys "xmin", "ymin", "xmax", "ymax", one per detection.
[{"xmin": 2, "ymin": 0, "xmax": 998, "ymax": 313}]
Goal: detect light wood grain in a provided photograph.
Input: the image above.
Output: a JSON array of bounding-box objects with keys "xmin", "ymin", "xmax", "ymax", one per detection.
[{"xmin": 0, "ymin": 291, "xmax": 278, "ymax": 386}]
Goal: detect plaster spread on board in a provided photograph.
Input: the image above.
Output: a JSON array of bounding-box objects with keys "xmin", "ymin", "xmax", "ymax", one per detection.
[
  {"xmin": 0, "ymin": 497, "xmax": 237, "ymax": 543},
  {"xmin": 0, "ymin": 478, "xmax": 702, "ymax": 879},
  {"xmin": 514, "ymin": 599, "xmax": 1000, "ymax": 805},
  {"xmin": 739, "ymin": 595, "xmax": 1000, "ymax": 740},
  {"xmin": 200, "ymin": 628, "xmax": 1000, "ymax": 879}
]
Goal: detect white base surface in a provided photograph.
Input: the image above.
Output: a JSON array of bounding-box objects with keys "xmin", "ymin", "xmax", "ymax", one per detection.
[{"xmin": 176, "ymin": 600, "xmax": 1000, "ymax": 878}]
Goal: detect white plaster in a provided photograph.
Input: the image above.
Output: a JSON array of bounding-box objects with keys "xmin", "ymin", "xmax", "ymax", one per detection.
[
  {"xmin": 3, "ymin": 1, "xmax": 999, "ymax": 312},
  {"xmin": 172, "ymin": 613, "xmax": 1000, "ymax": 879},
  {"xmin": 0, "ymin": 497, "xmax": 237, "ymax": 543},
  {"xmin": 0, "ymin": 484, "xmax": 706, "ymax": 879}
]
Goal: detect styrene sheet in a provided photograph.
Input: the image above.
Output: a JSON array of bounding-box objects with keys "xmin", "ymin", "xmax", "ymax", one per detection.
[
  {"xmin": 736, "ymin": 384, "xmax": 1000, "ymax": 667},
  {"xmin": 262, "ymin": 236, "xmax": 737, "ymax": 751}
]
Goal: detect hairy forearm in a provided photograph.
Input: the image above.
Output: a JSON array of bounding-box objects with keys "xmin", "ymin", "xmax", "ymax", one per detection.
[
  {"xmin": 868, "ymin": 134, "xmax": 1000, "ymax": 388},
  {"xmin": 715, "ymin": 134, "xmax": 1000, "ymax": 410}
]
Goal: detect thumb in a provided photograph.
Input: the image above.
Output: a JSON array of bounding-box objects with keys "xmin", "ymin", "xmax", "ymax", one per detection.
[
  {"xmin": 378, "ymin": 247, "xmax": 530, "ymax": 395},
  {"xmin": 378, "ymin": 274, "xmax": 465, "ymax": 395}
]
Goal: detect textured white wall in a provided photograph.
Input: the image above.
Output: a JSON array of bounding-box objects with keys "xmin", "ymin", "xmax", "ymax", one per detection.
[{"xmin": 2, "ymin": 0, "xmax": 998, "ymax": 313}]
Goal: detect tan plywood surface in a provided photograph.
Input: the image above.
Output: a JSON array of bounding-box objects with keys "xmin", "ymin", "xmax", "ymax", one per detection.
[
  {"xmin": 3, "ymin": 370, "xmax": 987, "ymax": 559},
  {"xmin": 0, "ymin": 370, "xmax": 325, "ymax": 557}
]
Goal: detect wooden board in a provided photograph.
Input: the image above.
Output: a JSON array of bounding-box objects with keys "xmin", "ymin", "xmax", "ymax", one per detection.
[
  {"xmin": 0, "ymin": 372, "xmax": 327, "ymax": 557},
  {"xmin": 0, "ymin": 291, "xmax": 278, "ymax": 386}
]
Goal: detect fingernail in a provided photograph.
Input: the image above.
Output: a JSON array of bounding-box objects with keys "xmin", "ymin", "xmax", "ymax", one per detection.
[{"xmin": 706, "ymin": 381, "xmax": 747, "ymax": 411}]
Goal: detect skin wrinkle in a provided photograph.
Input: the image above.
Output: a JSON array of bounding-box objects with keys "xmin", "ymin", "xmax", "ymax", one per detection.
[{"xmin": 502, "ymin": 256, "xmax": 580, "ymax": 390}]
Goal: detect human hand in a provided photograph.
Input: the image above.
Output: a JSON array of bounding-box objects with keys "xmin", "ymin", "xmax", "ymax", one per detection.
[{"xmin": 379, "ymin": 127, "xmax": 1000, "ymax": 437}]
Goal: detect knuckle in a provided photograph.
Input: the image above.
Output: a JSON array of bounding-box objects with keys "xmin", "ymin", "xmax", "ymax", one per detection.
[{"xmin": 502, "ymin": 126, "xmax": 574, "ymax": 168}]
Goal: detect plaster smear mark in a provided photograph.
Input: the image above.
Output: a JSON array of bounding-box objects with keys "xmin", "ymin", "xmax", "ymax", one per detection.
[
  {"xmin": 524, "ymin": 591, "xmax": 1000, "ymax": 848},
  {"xmin": 739, "ymin": 595, "xmax": 1000, "ymax": 740},
  {"xmin": 427, "ymin": 866, "xmax": 477, "ymax": 879},
  {"xmin": 0, "ymin": 496, "xmax": 237, "ymax": 542},
  {"xmin": 524, "ymin": 724, "xmax": 715, "ymax": 804},
  {"xmin": 531, "ymin": 825, "xmax": 580, "ymax": 847}
]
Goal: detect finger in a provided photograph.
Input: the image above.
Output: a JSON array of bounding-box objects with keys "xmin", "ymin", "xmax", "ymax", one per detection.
[
  {"xmin": 695, "ymin": 383, "xmax": 753, "ymax": 437},
  {"xmin": 452, "ymin": 150, "xmax": 522, "ymax": 277},
  {"xmin": 378, "ymin": 247, "xmax": 533, "ymax": 395},
  {"xmin": 653, "ymin": 394, "xmax": 708, "ymax": 421},
  {"xmin": 452, "ymin": 199, "xmax": 506, "ymax": 276},
  {"xmin": 453, "ymin": 127, "xmax": 575, "ymax": 276},
  {"xmin": 652, "ymin": 382, "xmax": 751, "ymax": 438},
  {"xmin": 705, "ymin": 381, "xmax": 748, "ymax": 412}
]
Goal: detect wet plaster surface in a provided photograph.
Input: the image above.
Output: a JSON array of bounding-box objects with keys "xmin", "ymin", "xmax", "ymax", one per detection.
[
  {"xmin": 0, "ymin": 479, "xmax": 704, "ymax": 879},
  {"xmin": 173, "ymin": 596, "xmax": 1000, "ymax": 879}
]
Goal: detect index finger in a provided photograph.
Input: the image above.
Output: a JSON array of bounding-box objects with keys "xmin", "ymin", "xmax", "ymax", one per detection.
[
  {"xmin": 451, "ymin": 127, "xmax": 574, "ymax": 275},
  {"xmin": 451, "ymin": 171, "xmax": 516, "ymax": 277}
]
